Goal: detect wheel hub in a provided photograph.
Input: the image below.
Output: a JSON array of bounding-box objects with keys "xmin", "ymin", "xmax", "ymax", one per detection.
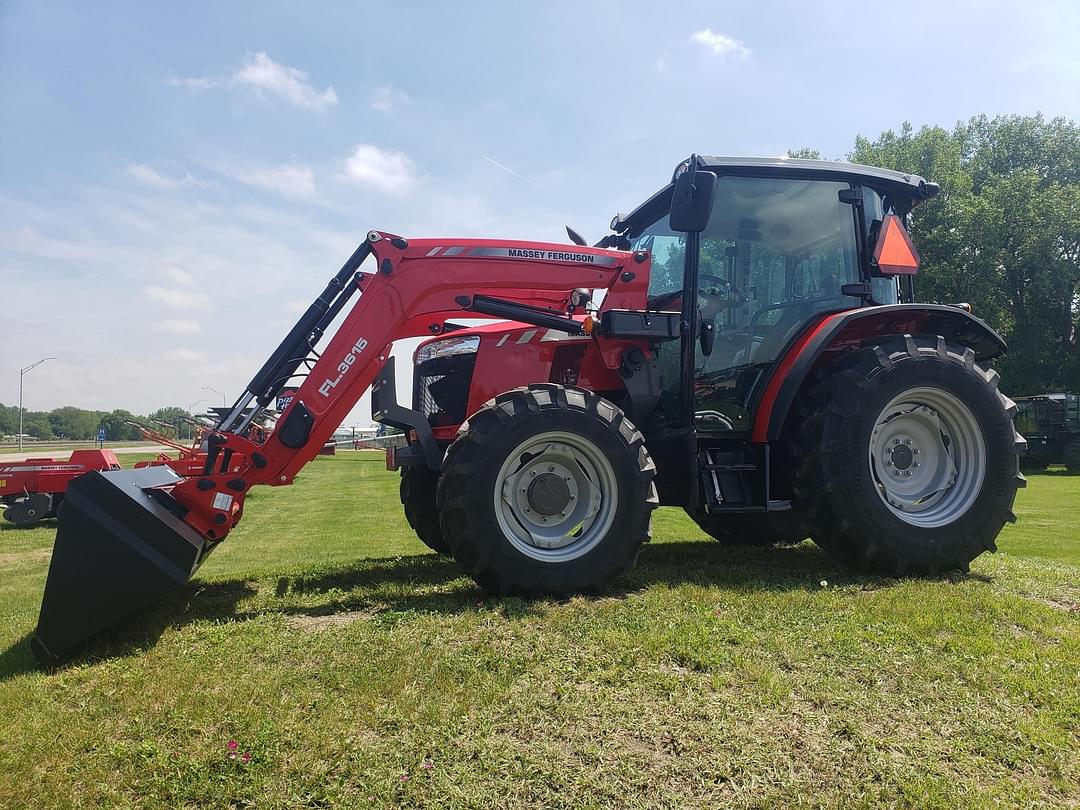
[
  {"xmin": 527, "ymin": 473, "xmax": 571, "ymax": 516},
  {"xmin": 888, "ymin": 442, "xmax": 914, "ymax": 471},
  {"xmin": 868, "ymin": 388, "xmax": 986, "ymax": 528},
  {"xmin": 495, "ymin": 433, "xmax": 617, "ymax": 561}
]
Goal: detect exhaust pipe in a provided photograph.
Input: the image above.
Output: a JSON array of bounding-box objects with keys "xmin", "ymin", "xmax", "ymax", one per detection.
[{"xmin": 31, "ymin": 465, "xmax": 217, "ymax": 663}]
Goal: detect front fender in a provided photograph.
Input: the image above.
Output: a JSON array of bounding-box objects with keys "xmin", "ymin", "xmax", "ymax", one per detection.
[{"xmin": 752, "ymin": 304, "xmax": 1007, "ymax": 442}]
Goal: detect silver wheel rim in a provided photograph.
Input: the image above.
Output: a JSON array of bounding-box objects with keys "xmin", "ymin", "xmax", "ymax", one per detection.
[
  {"xmin": 494, "ymin": 430, "xmax": 618, "ymax": 562},
  {"xmin": 868, "ymin": 387, "xmax": 986, "ymax": 528}
]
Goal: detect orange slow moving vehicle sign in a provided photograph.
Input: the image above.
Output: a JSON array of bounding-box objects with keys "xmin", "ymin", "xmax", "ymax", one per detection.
[{"xmin": 873, "ymin": 214, "xmax": 921, "ymax": 275}]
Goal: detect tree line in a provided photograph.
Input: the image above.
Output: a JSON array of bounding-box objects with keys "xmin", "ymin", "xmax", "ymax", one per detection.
[
  {"xmin": 0, "ymin": 404, "xmax": 200, "ymax": 442},
  {"xmin": 796, "ymin": 112, "xmax": 1080, "ymax": 395}
]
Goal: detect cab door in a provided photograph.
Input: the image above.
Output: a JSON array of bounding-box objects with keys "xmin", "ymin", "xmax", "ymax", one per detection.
[{"xmin": 689, "ymin": 175, "xmax": 863, "ymax": 432}]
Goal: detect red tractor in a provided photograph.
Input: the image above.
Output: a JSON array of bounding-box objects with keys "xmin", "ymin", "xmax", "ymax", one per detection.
[
  {"xmin": 32, "ymin": 155, "xmax": 1025, "ymax": 661},
  {"xmin": 1, "ymin": 450, "xmax": 122, "ymax": 527}
]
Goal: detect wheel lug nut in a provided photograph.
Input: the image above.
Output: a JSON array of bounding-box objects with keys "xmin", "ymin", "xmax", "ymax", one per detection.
[
  {"xmin": 885, "ymin": 460, "xmax": 893, "ymax": 467},
  {"xmin": 549, "ymin": 466, "xmax": 555, "ymax": 472},
  {"xmin": 569, "ymin": 494, "xmax": 575, "ymax": 500},
  {"xmin": 530, "ymin": 471, "xmax": 536, "ymax": 477}
]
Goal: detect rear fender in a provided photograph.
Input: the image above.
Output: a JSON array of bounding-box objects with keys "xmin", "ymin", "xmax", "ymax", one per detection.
[{"xmin": 752, "ymin": 304, "xmax": 1007, "ymax": 442}]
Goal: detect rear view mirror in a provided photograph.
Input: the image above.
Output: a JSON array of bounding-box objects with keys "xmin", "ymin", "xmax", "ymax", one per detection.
[{"xmin": 669, "ymin": 169, "xmax": 717, "ymax": 233}]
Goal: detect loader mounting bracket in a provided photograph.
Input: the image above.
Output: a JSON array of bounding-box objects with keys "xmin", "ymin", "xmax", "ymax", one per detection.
[{"xmin": 371, "ymin": 356, "xmax": 443, "ymax": 471}]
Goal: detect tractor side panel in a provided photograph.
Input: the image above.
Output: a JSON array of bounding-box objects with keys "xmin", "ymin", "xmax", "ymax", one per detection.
[
  {"xmin": 464, "ymin": 327, "xmax": 624, "ymax": 421},
  {"xmin": 752, "ymin": 304, "xmax": 1009, "ymax": 443}
]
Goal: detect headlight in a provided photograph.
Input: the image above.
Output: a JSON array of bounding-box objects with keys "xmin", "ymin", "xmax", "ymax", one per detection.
[{"xmin": 416, "ymin": 335, "xmax": 480, "ymax": 364}]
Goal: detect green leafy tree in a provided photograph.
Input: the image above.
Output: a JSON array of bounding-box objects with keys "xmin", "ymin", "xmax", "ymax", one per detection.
[
  {"xmin": 98, "ymin": 409, "xmax": 146, "ymax": 442},
  {"xmin": 48, "ymin": 406, "xmax": 103, "ymax": 440},
  {"xmin": 851, "ymin": 114, "xmax": 1080, "ymax": 394},
  {"xmin": 149, "ymin": 406, "xmax": 195, "ymax": 440}
]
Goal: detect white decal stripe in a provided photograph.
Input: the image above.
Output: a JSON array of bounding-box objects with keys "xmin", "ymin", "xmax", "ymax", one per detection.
[
  {"xmin": 496, "ymin": 334, "xmax": 509, "ymax": 347},
  {"xmin": 444, "ymin": 246, "xmax": 465, "ymax": 256},
  {"xmin": 516, "ymin": 329, "xmax": 537, "ymax": 344},
  {"xmin": 426, "ymin": 247, "xmax": 442, "ymax": 257},
  {"xmin": 541, "ymin": 329, "xmax": 590, "ymax": 342}
]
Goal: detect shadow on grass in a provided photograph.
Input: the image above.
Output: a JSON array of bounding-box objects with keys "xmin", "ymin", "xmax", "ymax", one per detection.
[{"xmin": 1, "ymin": 539, "xmax": 975, "ymax": 680}]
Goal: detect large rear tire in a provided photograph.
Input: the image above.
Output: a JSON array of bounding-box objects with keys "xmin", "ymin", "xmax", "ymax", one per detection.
[
  {"xmin": 687, "ymin": 509, "xmax": 807, "ymax": 547},
  {"xmin": 437, "ymin": 384, "xmax": 658, "ymax": 595},
  {"xmin": 400, "ymin": 466, "xmax": 450, "ymax": 555},
  {"xmin": 795, "ymin": 335, "xmax": 1026, "ymax": 575}
]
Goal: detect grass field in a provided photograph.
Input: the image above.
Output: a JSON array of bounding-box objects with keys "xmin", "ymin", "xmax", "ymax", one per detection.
[{"xmin": 1, "ymin": 452, "xmax": 1078, "ymax": 808}]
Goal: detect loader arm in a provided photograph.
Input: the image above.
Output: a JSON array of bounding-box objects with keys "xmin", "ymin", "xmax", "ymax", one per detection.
[
  {"xmin": 32, "ymin": 230, "xmax": 650, "ymax": 661},
  {"xmin": 166, "ymin": 231, "xmax": 649, "ymax": 541}
]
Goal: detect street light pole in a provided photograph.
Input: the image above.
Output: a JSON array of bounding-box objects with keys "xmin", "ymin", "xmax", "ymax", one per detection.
[
  {"xmin": 202, "ymin": 386, "xmax": 226, "ymax": 406},
  {"xmin": 18, "ymin": 357, "xmax": 57, "ymax": 452}
]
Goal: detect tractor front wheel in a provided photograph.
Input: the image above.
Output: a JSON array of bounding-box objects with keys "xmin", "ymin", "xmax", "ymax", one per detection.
[
  {"xmin": 795, "ymin": 335, "xmax": 1026, "ymax": 576},
  {"xmin": 400, "ymin": 466, "xmax": 450, "ymax": 555},
  {"xmin": 437, "ymin": 384, "xmax": 658, "ymax": 595}
]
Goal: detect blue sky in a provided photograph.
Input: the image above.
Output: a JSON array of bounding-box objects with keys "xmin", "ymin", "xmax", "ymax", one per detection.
[{"xmin": 2, "ymin": 1, "xmax": 1078, "ymax": 426}]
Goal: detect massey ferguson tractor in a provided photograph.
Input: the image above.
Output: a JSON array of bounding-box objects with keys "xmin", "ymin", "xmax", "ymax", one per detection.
[{"xmin": 32, "ymin": 155, "xmax": 1026, "ymax": 662}]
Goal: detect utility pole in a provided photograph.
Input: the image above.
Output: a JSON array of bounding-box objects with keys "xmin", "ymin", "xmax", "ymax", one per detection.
[{"xmin": 18, "ymin": 357, "xmax": 57, "ymax": 452}]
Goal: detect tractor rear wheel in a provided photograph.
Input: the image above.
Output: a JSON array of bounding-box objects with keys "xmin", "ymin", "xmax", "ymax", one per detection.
[
  {"xmin": 400, "ymin": 466, "xmax": 450, "ymax": 555},
  {"xmin": 1064, "ymin": 441, "xmax": 1080, "ymax": 474},
  {"xmin": 795, "ymin": 335, "xmax": 1026, "ymax": 576},
  {"xmin": 437, "ymin": 384, "xmax": 658, "ymax": 595},
  {"xmin": 687, "ymin": 509, "xmax": 807, "ymax": 547}
]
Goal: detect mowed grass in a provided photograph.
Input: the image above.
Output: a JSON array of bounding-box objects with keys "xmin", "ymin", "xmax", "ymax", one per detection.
[{"xmin": 1, "ymin": 452, "xmax": 1078, "ymax": 808}]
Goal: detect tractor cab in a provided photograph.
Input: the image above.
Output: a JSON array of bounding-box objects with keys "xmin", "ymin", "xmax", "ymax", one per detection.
[{"xmin": 619, "ymin": 157, "xmax": 935, "ymax": 434}]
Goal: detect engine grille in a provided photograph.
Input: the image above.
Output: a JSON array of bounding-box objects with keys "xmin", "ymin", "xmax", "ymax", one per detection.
[{"xmin": 413, "ymin": 353, "xmax": 477, "ymax": 426}]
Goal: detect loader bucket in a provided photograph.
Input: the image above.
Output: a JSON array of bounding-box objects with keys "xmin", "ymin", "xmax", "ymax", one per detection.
[{"xmin": 31, "ymin": 465, "xmax": 216, "ymax": 664}]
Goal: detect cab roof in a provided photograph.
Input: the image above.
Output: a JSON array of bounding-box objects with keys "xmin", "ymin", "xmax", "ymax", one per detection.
[{"xmin": 613, "ymin": 155, "xmax": 940, "ymax": 237}]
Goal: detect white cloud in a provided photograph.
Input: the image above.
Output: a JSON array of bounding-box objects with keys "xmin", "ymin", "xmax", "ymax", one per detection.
[
  {"xmin": 144, "ymin": 286, "xmax": 210, "ymax": 308},
  {"xmin": 343, "ymin": 145, "xmax": 416, "ymax": 193},
  {"xmin": 691, "ymin": 28, "xmax": 751, "ymax": 59},
  {"xmin": 168, "ymin": 75, "xmax": 218, "ymax": 92},
  {"xmin": 126, "ymin": 164, "xmax": 198, "ymax": 190},
  {"xmin": 370, "ymin": 85, "xmax": 410, "ymax": 112},
  {"xmin": 236, "ymin": 164, "xmax": 316, "ymax": 199},
  {"xmin": 162, "ymin": 266, "xmax": 195, "ymax": 285},
  {"xmin": 233, "ymin": 52, "xmax": 337, "ymax": 111},
  {"xmin": 159, "ymin": 319, "xmax": 201, "ymax": 334}
]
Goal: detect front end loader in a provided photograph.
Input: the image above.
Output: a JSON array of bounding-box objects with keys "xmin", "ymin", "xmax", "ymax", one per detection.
[{"xmin": 33, "ymin": 155, "xmax": 1026, "ymax": 662}]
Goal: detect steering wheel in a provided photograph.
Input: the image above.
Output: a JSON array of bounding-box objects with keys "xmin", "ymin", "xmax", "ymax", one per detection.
[
  {"xmin": 697, "ymin": 273, "xmax": 743, "ymax": 305},
  {"xmin": 647, "ymin": 274, "xmax": 745, "ymax": 312}
]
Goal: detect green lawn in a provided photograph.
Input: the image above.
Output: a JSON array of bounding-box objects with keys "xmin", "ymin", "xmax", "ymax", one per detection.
[{"xmin": 1, "ymin": 453, "xmax": 1078, "ymax": 808}]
